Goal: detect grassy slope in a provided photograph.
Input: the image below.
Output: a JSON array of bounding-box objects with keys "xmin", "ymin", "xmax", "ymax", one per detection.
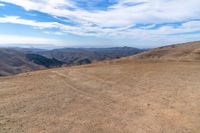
[{"xmin": 0, "ymin": 41, "xmax": 200, "ymax": 133}]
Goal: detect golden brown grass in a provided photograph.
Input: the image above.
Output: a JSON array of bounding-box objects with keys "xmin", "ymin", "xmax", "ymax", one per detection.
[{"xmin": 0, "ymin": 58, "xmax": 200, "ymax": 133}]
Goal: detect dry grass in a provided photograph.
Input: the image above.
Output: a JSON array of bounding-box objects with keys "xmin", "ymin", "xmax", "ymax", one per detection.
[
  {"xmin": 134, "ymin": 41, "xmax": 200, "ymax": 61},
  {"xmin": 0, "ymin": 59, "xmax": 200, "ymax": 133}
]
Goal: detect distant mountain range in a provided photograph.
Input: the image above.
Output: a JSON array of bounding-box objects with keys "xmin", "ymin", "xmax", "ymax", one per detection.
[{"xmin": 0, "ymin": 47, "xmax": 145, "ymax": 76}]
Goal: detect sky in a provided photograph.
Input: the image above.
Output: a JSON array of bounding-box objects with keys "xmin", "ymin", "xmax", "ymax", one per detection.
[{"xmin": 0, "ymin": 0, "xmax": 200, "ymax": 48}]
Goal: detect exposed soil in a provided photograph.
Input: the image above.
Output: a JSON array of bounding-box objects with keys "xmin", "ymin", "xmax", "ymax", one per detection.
[{"xmin": 0, "ymin": 59, "xmax": 200, "ymax": 133}]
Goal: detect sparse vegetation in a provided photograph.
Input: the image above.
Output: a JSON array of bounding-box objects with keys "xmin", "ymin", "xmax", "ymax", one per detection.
[
  {"xmin": 26, "ymin": 54, "xmax": 64, "ymax": 68},
  {"xmin": 0, "ymin": 47, "xmax": 145, "ymax": 76}
]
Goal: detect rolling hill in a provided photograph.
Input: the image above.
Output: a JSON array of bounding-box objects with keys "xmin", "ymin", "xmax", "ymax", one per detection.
[
  {"xmin": 0, "ymin": 48, "xmax": 65, "ymax": 76},
  {"xmin": 26, "ymin": 54, "xmax": 64, "ymax": 68},
  {"xmin": 0, "ymin": 47, "xmax": 144, "ymax": 76},
  {"xmin": 0, "ymin": 48, "xmax": 44, "ymax": 76},
  {"xmin": 0, "ymin": 41, "xmax": 200, "ymax": 133},
  {"xmin": 36, "ymin": 47, "xmax": 144, "ymax": 65},
  {"xmin": 134, "ymin": 41, "xmax": 200, "ymax": 61}
]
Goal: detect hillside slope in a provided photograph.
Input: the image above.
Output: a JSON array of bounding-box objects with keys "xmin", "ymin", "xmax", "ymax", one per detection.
[
  {"xmin": 0, "ymin": 47, "xmax": 144, "ymax": 76},
  {"xmin": 0, "ymin": 42, "xmax": 200, "ymax": 133},
  {"xmin": 0, "ymin": 49, "xmax": 43, "ymax": 76},
  {"xmin": 37, "ymin": 47, "xmax": 144, "ymax": 65},
  {"xmin": 134, "ymin": 41, "xmax": 200, "ymax": 61},
  {"xmin": 0, "ymin": 49, "xmax": 65, "ymax": 76}
]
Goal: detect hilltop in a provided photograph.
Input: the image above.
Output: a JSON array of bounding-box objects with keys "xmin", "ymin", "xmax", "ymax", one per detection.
[
  {"xmin": 134, "ymin": 41, "xmax": 200, "ymax": 61},
  {"xmin": 0, "ymin": 41, "xmax": 200, "ymax": 133}
]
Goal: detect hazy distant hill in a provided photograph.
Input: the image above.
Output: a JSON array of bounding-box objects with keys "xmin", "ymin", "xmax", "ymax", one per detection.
[
  {"xmin": 0, "ymin": 48, "xmax": 44, "ymax": 76},
  {"xmin": 36, "ymin": 47, "xmax": 144, "ymax": 65},
  {"xmin": 26, "ymin": 54, "xmax": 64, "ymax": 68},
  {"xmin": 2, "ymin": 41, "xmax": 200, "ymax": 77},
  {"xmin": 0, "ymin": 47, "xmax": 144, "ymax": 76}
]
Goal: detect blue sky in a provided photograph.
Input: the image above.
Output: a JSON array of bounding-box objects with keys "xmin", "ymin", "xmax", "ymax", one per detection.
[{"xmin": 0, "ymin": 0, "xmax": 200, "ymax": 48}]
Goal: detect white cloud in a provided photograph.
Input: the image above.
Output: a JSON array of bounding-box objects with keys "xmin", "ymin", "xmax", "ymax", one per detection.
[
  {"xmin": 1, "ymin": 0, "xmax": 200, "ymax": 27},
  {"xmin": 0, "ymin": 16, "xmax": 200, "ymax": 39},
  {"xmin": 0, "ymin": 3, "xmax": 5, "ymax": 6},
  {"xmin": 44, "ymin": 31, "xmax": 64, "ymax": 35},
  {"xmin": 1, "ymin": 0, "xmax": 200, "ymax": 28},
  {"xmin": 0, "ymin": 16, "xmax": 91, "ymax": 36},
  {"xmin": 0, "ymin": 0, "xmax": 199, "ymax": 47},
  {"xmin": 0, "ymin": 16, "xmax": 121, "ymax": 36},
  {"xmin": 0, "ymin": 34, "xmax": 66, "ymax": 46},
  {"xmin": 0, "ymin": 16, "xmax": 55, "ymax": 28}
]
